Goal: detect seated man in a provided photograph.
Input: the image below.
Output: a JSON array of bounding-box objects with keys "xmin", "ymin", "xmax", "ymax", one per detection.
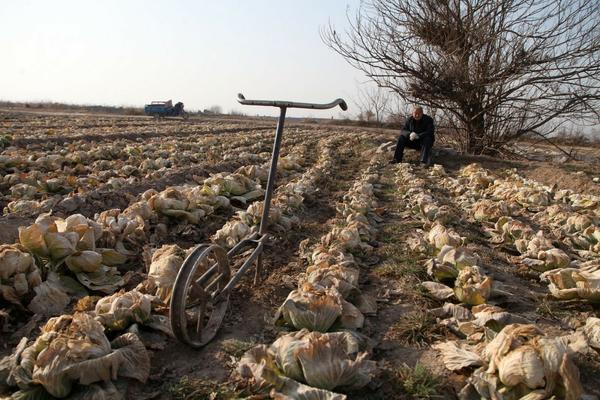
[{"xmin": 391, "ymin": 106, "xmax": 435, "ymax": 165}]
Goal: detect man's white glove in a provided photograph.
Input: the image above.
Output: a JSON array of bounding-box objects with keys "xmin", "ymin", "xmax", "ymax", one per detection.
[{"xmin": 409, "ymin": 132, "xmax": 418, "ymax": 141}]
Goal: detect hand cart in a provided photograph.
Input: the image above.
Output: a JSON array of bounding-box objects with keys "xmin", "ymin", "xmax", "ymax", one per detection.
[{"xmin": 169, "ymin": 93, "xmax": 348, "ymax": 348}]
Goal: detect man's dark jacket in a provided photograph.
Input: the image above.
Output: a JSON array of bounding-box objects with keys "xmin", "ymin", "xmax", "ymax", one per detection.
[{"xmin": 401, "ymin": 115, "xmax": 435, "ymax": 139}]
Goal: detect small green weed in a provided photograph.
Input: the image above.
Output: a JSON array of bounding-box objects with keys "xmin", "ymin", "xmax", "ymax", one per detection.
[{"xmin": 397, "ymin": 363, "xmax": 442, "ymax": 399}]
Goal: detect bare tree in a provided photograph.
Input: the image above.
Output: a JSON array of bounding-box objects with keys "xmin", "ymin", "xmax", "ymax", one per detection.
[
  {"xmin": 385, "ymin": 95, "xmax": 410, "ymax": 125},
  {"xmin": 356, "ymin": 84, "xmax": 391, "ymax": 124},
  {"xmin": 207, "ymin": 105, "xmax": 222, "ymax": 114},
  {"xmin": 357, "ymin": 109, "xmax": 376, "ymax": 122},
  {"xmin": 322, "ymin": 0, "xmax": 600, "ymax": 154}
]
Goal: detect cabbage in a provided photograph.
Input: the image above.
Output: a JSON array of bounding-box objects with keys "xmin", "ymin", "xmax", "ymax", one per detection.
[
  {"xmin": 3, "ymin": 313, "xmax": 150, "ymax": 398},
  {"xmin": 0, "ymin": 244, "xmax": 41, "ymax": 304},
  {"xmin": 427, "ymin": 224, "xmax": 462, "ymax": 250},
  {"xmin": 94, "ymin": 290, "xmax": 154, "ymax": 331},
  {"xmin": 27, "ymin": 281, "xmax": 70, "ymax": 316},
  {"xmin": 18, "ymin": 215, "xmax": 100, "ymax": 262},
  {"xmin": 583, "ymin": 317, "xmax": 600, "ymax": 350},
  {"xmin": 236, "ymin": 165, "xmax": 269, "ymax": 182},
  {"xmin": 45, "ymin": 232, "xmax": 78, "ymax": 260},
  {"xmin": 65, "ymin": 251, "xmax": 103, "ymax": 273},
  {"xmin": 97, "ymin": 248, "xmax": 128, "ymax": 266},
  {"xmin": 438, "ymin": 246, "xmax": 479, "ymax": 270},
  {"xmin": 514, "ymin": 231, "xmax": 554, "ymax": 257},
  {"xmin": 279, "ymin": 155, "xmax": 302, "ymax": 171},
  {"xmin": 426, "ymin": 259, "xmax": 459, "ymax": 282},
  {"xmin": 536, "ymin": 248, "xmax": 570, "ymax": 270},
  {"xmin": 472, "ymin": 199, "xmax": 512, "ymax": 222},
  {"xmin": 346, "ymin": 216, "xmax": 376, "ymax": 243},
  {"xmin": 543, "ymin": 268, "xmax": 600, "ymax": 302},
  {"xmin": 276, "ymin": 283, "xmax": 363, "ymax": 331},
  {"xmin": 321, "ymin": 227, "xmax": 363, "ymax": 252},
  {"xmin": 565, "ymin": 214, "xmax": 594, "ymax": 233},
  {"xmin": 454, "ymin": 266, "xmax": 492, "ymax": 306},
  {"xmin": 75, "ymin": 266, "xmax": 124, "ymax": 294},
  {"xmin": 148, "ymin": 245, "xmax": 186, "ymax": 303},
  {"xmin": 212, "ymin": 221, "xmax": 251, "ymax": 249},
  {"xmin": 239, "ymin": 202, "xmax": 281, "ymax": 227},
  {"xmin": 18, "ymin": 224, "xmax": 50, "ymax": 258},
  {"xmin": 495, "ymin": 217, "xmax": 534, "ymax": 243},
  {"xmin": 10, "ymin": 183, "xmax": 38, "ymax": 200},
  {"xmin": 481, "ymin": 324, "xmax": 582, "ymax": 399},
  {"xmin": 148, "ymin": 187, "xmax": 190, "ymax": 213},
  {"xmin": 95, "ymin": 209, "xmax": 147, "ymax": 253},
  {"xmin": 433, "ymin": 341, "xmax": 483, "ymax": 371},
  {"xmin": 421, "ymin": 281, "xmax": 455, "ymax": 300},
  {"xmin": 204, "ymin": 173, "xmax": 259, "ymax": 196},
  {"xmin": 302, "ymin": 264, "xmax": 360, "ymax": 299},
  {"xmin": 239, "ymin": 329, "xmax": 374, "ymax": 392}
]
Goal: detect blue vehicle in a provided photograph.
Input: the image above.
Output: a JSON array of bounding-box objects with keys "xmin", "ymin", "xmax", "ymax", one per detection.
[{"xmin": 144, "ymin": 100, "xmax": 188, "ymax": 119}]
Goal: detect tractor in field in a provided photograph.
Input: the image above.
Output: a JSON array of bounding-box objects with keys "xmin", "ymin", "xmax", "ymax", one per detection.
[{"xmin": 144, "ymin": 100, "xmax": 188, "ymax": 119}]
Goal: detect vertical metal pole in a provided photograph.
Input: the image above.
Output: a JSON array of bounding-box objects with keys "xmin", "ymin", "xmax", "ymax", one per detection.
[
  {"xmin": 259, "ymin": 107, "xmax": 286, "ymax": 235},
  {"xmin": 255, "ymin": 107, "xmax": 286, "ymax": 285}
]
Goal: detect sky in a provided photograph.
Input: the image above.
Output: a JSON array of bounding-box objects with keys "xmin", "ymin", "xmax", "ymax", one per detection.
[{"xmin": 0, "ymin": 0, "xmax": 377, "ymax": 118}]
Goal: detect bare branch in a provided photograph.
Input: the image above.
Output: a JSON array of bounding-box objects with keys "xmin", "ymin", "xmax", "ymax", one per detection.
[{"xmin": 322, "ymin": 0, "xmax": 600, "ymax": 154}]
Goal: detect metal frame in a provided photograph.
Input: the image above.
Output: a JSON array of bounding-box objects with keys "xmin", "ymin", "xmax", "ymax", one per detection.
[{"xmin": 169, "ymin": 93, "xmax": 347, "ymax": 348}]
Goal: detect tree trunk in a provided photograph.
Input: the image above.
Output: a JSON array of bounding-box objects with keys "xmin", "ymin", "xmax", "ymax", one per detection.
[{"xmin": 464, "ymin": 103, "xmax": 486, "ymax": 154}]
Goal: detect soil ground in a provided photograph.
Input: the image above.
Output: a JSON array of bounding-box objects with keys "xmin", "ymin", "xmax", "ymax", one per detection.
[{"xmin": 1, "ymin": 109, "xmax": 599, "ymax": 399}]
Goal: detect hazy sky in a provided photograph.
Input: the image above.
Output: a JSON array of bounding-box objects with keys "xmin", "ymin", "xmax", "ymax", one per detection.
[{"xmin": 0, "ymin": 0, "xmax": 379, "ymax": 118}]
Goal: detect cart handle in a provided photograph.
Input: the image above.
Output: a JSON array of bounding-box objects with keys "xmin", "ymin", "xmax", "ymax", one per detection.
[{"xmin": 237, "ymin": 93, "xmax": 347, "ymax": 111}]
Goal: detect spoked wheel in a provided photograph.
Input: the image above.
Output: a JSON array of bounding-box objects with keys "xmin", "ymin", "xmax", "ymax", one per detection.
[{"xmin": 170, "ymin": 244, "xmax": 231, "ymax": 348}]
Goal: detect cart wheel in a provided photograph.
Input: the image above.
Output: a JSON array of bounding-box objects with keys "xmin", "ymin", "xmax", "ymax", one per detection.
[{"xmin": 170, "ymin": 244, "xmax": 230, "ymax": 348}]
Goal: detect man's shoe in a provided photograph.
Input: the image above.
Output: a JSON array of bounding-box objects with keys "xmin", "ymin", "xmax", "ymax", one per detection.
[{"xmin": 389, "ymin": 159, "xmax": 400, "ymax": 164}]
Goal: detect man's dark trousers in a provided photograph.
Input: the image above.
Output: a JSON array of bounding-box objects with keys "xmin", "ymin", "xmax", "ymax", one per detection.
[{"xmin": 393, "ymin": 131, "xmax": 435, "ymax": 163}]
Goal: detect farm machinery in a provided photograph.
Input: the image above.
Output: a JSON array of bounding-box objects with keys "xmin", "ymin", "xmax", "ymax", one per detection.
[
  {"xmin": 144, "ymin": 100, "xmax": 188, "ymax": 119},
  {"xmin": 169, "ymin": 93, "xmax": 348, "ymax": 348}
]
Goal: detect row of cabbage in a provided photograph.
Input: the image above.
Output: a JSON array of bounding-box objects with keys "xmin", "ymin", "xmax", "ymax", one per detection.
[
  {"xmin": 149, "ymin": 135, "xmax": 346, "ymax": 304},
  {"xmin": 392, "ymin": 164, "xmax": 495, "ymax": 308},
  {"xmin": 1, "ymin": 127, "xmax": 305, "ymax": 215},
  {"xmin": 437, "ymin": 164, "xmax": 599, "ymax": 301},
  {"xmin": 391, "ymin": 164, "xmax": 519, "ymax": 342},
  {"xmin": 1, "ymin": 116, "xmax": 245, "ymax": 141},
  {"xmin": 0, "ymin": 142, "xmax": 322, "ymax": 398},
  {"xmin": 0, "ymin": 137, "xmax": 351, "ymax": 398},
  {"xmin": 236, "ymin": 151, "xmax": 386, "ymax": 399},
  {"xmin": 0, "ymin": 142, "xmax": 315, "ymax": 322},
  {"xmin": 392, "ymin": 163, "xmax": 599, "ymax": 399},
  {"xmin": 212, "ymin": 136, "xmax": 340, "ymax": 248}
]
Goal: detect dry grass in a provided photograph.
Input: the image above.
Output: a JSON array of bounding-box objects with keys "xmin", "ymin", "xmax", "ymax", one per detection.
[
  {"xmin": 396, "ymin": 363, "xmax": 443, "ymax": 399},
  {"xmin": 384, "ymin": 309, "xmax": 451, "ymax": 348},
  {"xmin": 167, "ymin": 376, "xmax": 249, "ymax": 400}
]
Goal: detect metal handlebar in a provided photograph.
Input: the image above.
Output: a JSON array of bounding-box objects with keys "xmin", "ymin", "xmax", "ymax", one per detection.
[{"xmin": 237, "ymin": 93, "xmax": 347, "ymax": 111}]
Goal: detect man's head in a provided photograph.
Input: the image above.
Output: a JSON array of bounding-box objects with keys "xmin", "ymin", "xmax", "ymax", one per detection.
[{"xmin": 412, "ymin": 106, "xmax": 424, "ymax": 121}]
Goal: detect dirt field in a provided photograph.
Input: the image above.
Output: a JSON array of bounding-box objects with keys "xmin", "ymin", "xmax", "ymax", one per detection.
[{"xmin": 1, "ymin": 109, "xmax": 599, "ymax": 399}]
